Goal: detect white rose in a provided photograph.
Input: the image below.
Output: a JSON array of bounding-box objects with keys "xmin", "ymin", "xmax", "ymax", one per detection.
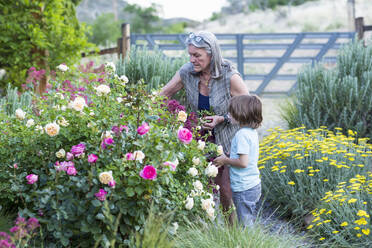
[
  {"xmin": 205, "ymin": 163, "xmax": 219, "ymax": 177},
  {"xmin": 192, "ymin": 157, "xmax": 200, "ymax": 166},
  {"xmin": 118, "ymin": 75, "xmax": 129, "ymax": 84},
  {"xmin": 56, "ymin": 149, "xmax": 66, "ymax": 158},
  {"xmin": 44, "ymin": 122, "xmax": 60, "ymax": 137},
  {"xmin": 57, "ymin": 117, "xmax": 69, "ymax": 127},
  {"xmin": 206, "ymin": 207, "xmax": 215, "ymax": 220},
  {"xmin": 185, "ymin": 197, "xmax": 194, "ymax": 210},
  {"xmin": 116, "ymin": 97, "xmax": 123, "ymax": 103},
  {"xmin": 177, "ymin": 111, "xmax": 187, "ymax": 122},
  {"xmin": 104, "ymin": 62, "xmax": 116, "ymax": 74},
  {"xmin": 173, "ymin": 158, "xmax": 179, "ymax": 166},
  {"xmin": 217, "ymin": 145, "xmax": 224, "ymax": 156},
  {"xmin": 99, "ymin": 171, "xmax": 113, "ymax": 185},
  {"xmin": 35, "ymin": 125, "xmax": 44, "ymax": 134},
  {"xmin": 193, "ymin": 180, "xmax": 203, "ymax": 191},
  {"xmin": 95, "ymin": 84, "xmax": 111, "ymax": 96},
  {"xmin": 101, "ymin": 130, "xmax": 113, "ymax": 139},
  {"xmin": 197, "ymin": 140, "xmax": 205, "ymax": 150},
  {"xmin": 69, "ymin": 96, "xmax": 87, "ymax": 112},
  {"xmin": 133, "ymin": 150, "xmax": 145, "ymax": 163},
  {"xmin": 55, "ymin": 92, "xmax": 65, "ymax": 100},
  {"xmin": 15, "ymin": 108, "xmax": 26, "ymax": 120},
  {"xmin": 201, "ymin": 198, "xmax": 215, "ymax": 211},
  {"xmin": 57, "ymin": 64, "xmax": 69, "ymax": 72},
  {"xmin": 187, "ymin": 167, "xmax": 198, "ymax": 177},
  {"xmin": 61, "ymin": 105, "xmax": 67, "ymax": 111},
  {"xmin": 26, "ymin": 119, "xmax": 35, "ymax": 128},
  {"xmin": 215, "ymin": 185, "xmax": 220, "ymax": 191},
  {"xmin": 169, "ymin": 222, "xmax": 178, "ymax": 234}
]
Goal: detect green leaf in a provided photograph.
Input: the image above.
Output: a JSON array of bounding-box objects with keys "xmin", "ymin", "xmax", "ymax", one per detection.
[{"xmin": 126, "ymin": 187, "xmax": 135, "ymax": 197}]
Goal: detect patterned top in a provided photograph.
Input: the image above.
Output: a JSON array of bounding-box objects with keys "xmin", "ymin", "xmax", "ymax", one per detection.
[{"xmin": 179, "ymin": 61, "xmax": 240, "ymax": 154}]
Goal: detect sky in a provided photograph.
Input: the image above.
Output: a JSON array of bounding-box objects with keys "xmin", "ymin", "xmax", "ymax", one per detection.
[{"xmin": 126, "ymin": 0, "xmax": 227, "ymax": 22}]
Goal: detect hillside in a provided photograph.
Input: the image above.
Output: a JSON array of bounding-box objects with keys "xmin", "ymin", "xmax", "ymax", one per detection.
[{"xmin": 190, "ymin": 0, "xmax": 372, "ymax": 34}]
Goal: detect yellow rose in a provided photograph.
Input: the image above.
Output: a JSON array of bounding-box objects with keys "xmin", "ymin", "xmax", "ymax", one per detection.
[
  {"xmin": 99, "ymin": 171, "xmax": 113, "ymax": 184},
  {"xmin": 177, "ymin": 111, "xmax": 187, "ymax": 122},
  {"xmin": 44, "ymin": 122, "xmax": 60, "ymax": 137}
]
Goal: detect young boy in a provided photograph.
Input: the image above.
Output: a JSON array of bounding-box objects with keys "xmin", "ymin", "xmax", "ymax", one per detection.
[{"xmin": 213, "ymin": 95, "xmax": 263, "ymax": 227}]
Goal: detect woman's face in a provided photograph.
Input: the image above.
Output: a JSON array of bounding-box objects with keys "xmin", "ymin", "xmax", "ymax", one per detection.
[{"xmin": 188, "ymin": 45, "xmax": 211, "ymax": 73}]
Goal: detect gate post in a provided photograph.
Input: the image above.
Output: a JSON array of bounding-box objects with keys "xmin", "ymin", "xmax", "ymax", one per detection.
[{"xmin": 355, "ymin": 17, "xmax": 364, "ymax": 40}]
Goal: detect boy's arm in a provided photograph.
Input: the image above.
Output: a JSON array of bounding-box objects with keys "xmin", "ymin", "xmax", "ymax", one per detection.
[{"xmin": 214, "ymin": 154, "xmax": 249, "ymax": 168}]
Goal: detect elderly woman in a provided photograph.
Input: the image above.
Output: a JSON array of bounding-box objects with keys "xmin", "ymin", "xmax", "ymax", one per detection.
[{"xmin": 160, "ymin": 31, "xmax": 249, "ymax": 223}]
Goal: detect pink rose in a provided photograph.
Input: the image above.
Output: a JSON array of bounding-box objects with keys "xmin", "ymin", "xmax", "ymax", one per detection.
[
  {"xmin": 120, "ymin": 125, "xmax": 129, "ymax": 133},
  {"xmin": 71, "ymin": 143, "xmax": 86, "ymax": 156},
  {"xmin": 125, "ymin": 152, "xmax": 134, "ymax": 160},
  {"xmin": 95, "ymin": 189, "xmax": 108, "ymax": 201},
  {"xmin": 137, "ymin": 122, "xmax": 150, "ymax": 135},
  {"xmin": 13, "ymin": 163, "xmax": 18, "ymax": 169},
  {"xmin": 108, "ymin": 180, "xmax": 116, "ymax": 188},
  {"xmin": 177, "ymin": 127, "xmax": 193, "ymax": 144},
  {"xmin": 88, "ymin": 154, "xmax": 98, "ymax": 163},
  {"xmin": 140, "ymin": 165, "xmax": 157, "ymax": 180},
  {"xmin": 66, "ymin": 166, "xmax": 77, "ymax": 176},
  {"xmin": 101, "ymin": 138, "xmax": 114, "ymax": 149},
  {"xmin": 163, "ymin": 161, "xmax": 177, "ymax": 171},
  {"xmin": 66, "ymin": 152, "xmax": 74, "ymax": 161},
  {"xmin": 26, "ymin": 174, "xmax": 38, "ymax": 184}
]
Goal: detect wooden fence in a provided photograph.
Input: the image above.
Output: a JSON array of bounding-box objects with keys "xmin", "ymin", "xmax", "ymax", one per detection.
[{"xmin": 84, "ymin": 22, "xmax": 371, "ymax": 95}]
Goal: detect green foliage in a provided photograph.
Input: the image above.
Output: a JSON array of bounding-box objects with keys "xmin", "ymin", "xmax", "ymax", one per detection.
[
  {"xmin": 0, "ymin": 0, "xmax": 95, "ymax": 89},
  {"xmin": 116, "ymin": 46, "xmax": 188, "ymax": 92},
  {"xmin": 259, "ymin": 127, "xmax": 371, "ymax": 218},
  {"xmin": 0, "ymin": 64, "xmax": 219, "ymax": 246},
  {"xmin": 131, "ymin": 206, "xmax": 175, "ymax": 248},
  {"xmin": 281, "ymin": 40, "xmax": 372, "ymax": 140},
  {"xmin": 86, "ymin": 13, "xmax": 121, "ymax": 46},
  {"xmin": 123, "ymin": 3, "xmax": 162, "ymax": 34},
  {"xmin": 173, "ymin": 220, "xmax": 310, "ymax": 248},
  {"xmin": 0, "ymin": 84, "xmax": 33, "ymax": 116}
]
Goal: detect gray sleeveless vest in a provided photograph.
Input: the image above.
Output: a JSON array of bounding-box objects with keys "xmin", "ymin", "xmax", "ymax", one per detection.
[{"xmin": 179, "ymin": 61, "xmax": 240, "ymax": 154}]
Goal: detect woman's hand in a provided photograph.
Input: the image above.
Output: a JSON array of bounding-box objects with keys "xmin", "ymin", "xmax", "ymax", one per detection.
[
  {"xmin": 202, "ymin": 115, "xmax": 224, "ymax": 130},
  {"xmin": 213, "ymin": 154, "xmax": 227, "ymax": 168}
]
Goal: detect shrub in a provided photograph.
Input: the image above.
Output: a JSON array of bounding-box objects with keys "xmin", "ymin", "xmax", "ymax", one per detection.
[
  {"xmin": 0, "ymin": 84, "xmax": 32, "ymax": 116},
  {"xmin": 308, "ymin": 172, "xmax": 371, "ymax": 247},
  {"xmin": 281, "ymin": 40, "xmax": 372, "ymax": 140},
  {"xmin": 116, "ymin": 46, "xmax": 188, "ymax": 92},
  {"xmin": 259, "ymin": 126, "xmax": 372, "ymax": 217},
  {"xmin": 0, "ymin": 64, "xmax": 219, "ymax": 246}
]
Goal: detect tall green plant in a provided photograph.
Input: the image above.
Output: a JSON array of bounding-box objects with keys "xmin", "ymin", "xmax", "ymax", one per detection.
[
  {"xmin": 0, "ymin": 0, "xmax": 95, "ymax": 88},
  {"xmin": 0, "ymin": 84, "xmax": 33, "ymax": 116},
  {"xmin": 116, "ymin": 46, "xmax": 188, "ymax": 92},
  {"xmin": 281, "ymin": 40, "xmax": 372, "ymax": 140}
]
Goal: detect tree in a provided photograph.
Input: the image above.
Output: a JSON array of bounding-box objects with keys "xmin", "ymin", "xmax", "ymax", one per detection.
[
  {"xmin": 0, "ymin": 0, "xmax": 95, "ymax": 91},
  {"xmin": 87, "ymin": 13, "xmax": 121, "ymax": 46},
  {"xmin": 123, "ymin": 3, "xmax": 163, "ymax": 34}
]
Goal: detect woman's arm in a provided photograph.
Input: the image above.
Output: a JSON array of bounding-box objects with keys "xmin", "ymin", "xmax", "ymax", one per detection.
[
  {"xmin": 159, "ymin": 71, "xmax": 183, "ymax": 98},
  {"xmin": 230, "ymin": 74, "xmax": 249, "ymax": 97}
]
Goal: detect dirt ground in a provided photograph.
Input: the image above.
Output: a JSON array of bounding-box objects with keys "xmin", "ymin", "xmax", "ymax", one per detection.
[{"xmin": 256, "ymin": 96, "xmax": 289, "ymax": 140}]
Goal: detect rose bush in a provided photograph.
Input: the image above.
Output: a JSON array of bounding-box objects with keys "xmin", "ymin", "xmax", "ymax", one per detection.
[{"xmin": 0, "ymin": 63, "xmax": 220, "ymax": 247}]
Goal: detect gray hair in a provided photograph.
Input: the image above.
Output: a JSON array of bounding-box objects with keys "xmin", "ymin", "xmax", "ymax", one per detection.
[{"xmin": 185, "ymin": 31, "xmax": 224, "ymax": 79}]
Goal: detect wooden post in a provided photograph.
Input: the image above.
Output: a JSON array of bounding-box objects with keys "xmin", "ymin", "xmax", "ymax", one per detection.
[
  {"xmin": 121, "ymin": 23, "xmax": 130, "ymax": 59},
  {"xmin": 355, "ymin": 17, "xmax": 364, "ymax": 40}
]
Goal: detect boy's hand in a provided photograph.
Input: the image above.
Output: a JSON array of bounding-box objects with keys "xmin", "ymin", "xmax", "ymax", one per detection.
[{"xmin": 213, "ymin": 154, "xmax": 227, "ymax": 168}]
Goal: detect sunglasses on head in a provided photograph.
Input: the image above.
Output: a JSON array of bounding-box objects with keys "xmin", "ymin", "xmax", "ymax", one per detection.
[{"xmin": 186, "ymin": 32, "xmax": 210, "ymax": 47}]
